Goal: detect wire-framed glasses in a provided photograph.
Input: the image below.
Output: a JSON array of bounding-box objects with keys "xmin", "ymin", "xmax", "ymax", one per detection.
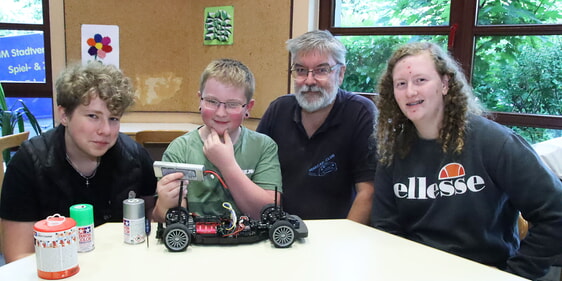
[
  {"xmin": 200, "ymin": 97, "xmax": 247, "ymax": 113},
  {"xmin": 290, "ymin": 63, "xmax": 342, "ymax": 81}
]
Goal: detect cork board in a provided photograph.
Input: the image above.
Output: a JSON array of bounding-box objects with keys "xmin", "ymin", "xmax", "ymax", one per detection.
[{"xmin": 64, "ymin": 0, "xmax": 291, "ymax": 117}]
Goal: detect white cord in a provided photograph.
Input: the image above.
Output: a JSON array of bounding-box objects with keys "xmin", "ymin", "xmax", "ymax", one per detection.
[{"xmin": 222, "ymin": 202, "xmax": 237, "ymax": 231}]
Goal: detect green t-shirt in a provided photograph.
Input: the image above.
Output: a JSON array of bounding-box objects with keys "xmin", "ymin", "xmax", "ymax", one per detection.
[{"xmin": 162, "ymin": 126, "xmax": 282, "ymax": 217}]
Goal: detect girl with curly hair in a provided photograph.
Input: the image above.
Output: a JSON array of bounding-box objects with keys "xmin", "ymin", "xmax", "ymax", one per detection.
[{"xmin": 371, "ymin": 42, "xmax": 562, "ymax": 280}]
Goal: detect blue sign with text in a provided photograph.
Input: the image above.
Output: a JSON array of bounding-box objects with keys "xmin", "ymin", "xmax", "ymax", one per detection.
[{"xmin": 0, "ymin": 33, "xmax": 46, "ymax": 83}]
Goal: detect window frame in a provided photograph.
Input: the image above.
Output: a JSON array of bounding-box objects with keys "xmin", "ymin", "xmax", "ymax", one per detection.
[
  {"xmin": 0, "ymin": 0, "xmax": 52, "ymax": 98},
  {"xmin": 319, "ymin": 0, "xmax": 562, "ymax": 130}
]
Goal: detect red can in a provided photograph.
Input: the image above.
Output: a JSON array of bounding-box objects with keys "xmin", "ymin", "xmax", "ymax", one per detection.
[{"xmin": 33, "ymin": 214, "xmax": 80, "ymax": 279}]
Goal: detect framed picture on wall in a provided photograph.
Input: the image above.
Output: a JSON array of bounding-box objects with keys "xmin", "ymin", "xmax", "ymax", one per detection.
[{"xmin": 203, "ymin": 6, "xmax": 234, "ymax": 46}]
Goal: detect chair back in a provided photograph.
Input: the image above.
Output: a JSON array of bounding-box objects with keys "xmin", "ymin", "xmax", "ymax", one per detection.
[
  {"xmin": 0, "ymin": 131, "xmax": 30, "ymax": 187},
  {"xmin": 134, "ymin": 130, "xmax": 188, "ymax": 161},
  {"xmin": 0, "ymin": 131, "xmax": 30, "ymax": 255},
  {"xmin": 135, "ymin": 130, "xmax": 188, "ymax": 145}
]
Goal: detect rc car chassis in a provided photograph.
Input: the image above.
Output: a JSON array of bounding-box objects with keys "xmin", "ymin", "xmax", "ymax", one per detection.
[{"xmin": 155, "ymin": 180, "xmax": 308, "ymax": 252}]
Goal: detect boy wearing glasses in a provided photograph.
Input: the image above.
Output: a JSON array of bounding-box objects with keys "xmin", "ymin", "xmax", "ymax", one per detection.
[
  {"xmin": 257, "ymin": 30, "xmax": 377, "ymax": 225},
  {"xmin": 152, "ymin": 59, "xmax": 282, "ymax": 221}
]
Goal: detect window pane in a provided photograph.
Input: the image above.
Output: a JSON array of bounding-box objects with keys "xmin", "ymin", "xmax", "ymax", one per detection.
[
  {"xmin": 334, "ymin": 0, "xmax": 450, "ymax": 27},
  {"xmin": 0, "ymin": 31, "xmax": 46, "ymax": 83},
  {"xmin": 338, "ymin": 35, "xmax": 448, "ymax": 93},
  {"xmin": 0, "ymin": 0, "xmax": 43, "ymax": 24},
  {"xmin": 0, "ymin": 29, "xmax": 40, "ymax": 37},
  {"xmin": 508, "ymin": 126, "xmax": 561, "ymax": 144},
  {"xmin": 5, "ymin": 97, "xmax": 53, "ymax": 137},
  {"xmin": 472, "ymin": 35, "xmax": 561, "ymax": 143},
  {"xmin": 472, "ymin": 35, "xmax": 561, "ymax": 116},
  {"xmin": 477, "ymin": 0, "xmax": 562, "ymax": 25}
]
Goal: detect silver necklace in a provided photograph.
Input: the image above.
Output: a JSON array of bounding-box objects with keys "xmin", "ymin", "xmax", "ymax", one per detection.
[{"xmin": 65, "ymin": 154, "xmax": 101, "ymax": 187}]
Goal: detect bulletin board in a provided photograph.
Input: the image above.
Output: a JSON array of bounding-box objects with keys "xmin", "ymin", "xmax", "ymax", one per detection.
[{"xmin": 64, "ymin": 0, "xmax": 292, "ymax": 117}]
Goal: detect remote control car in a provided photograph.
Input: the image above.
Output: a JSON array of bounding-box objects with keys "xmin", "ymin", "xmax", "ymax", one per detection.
[
  {"xmin": 153, "ymin": 163, "xmax": 308, "ymax": 252},
  {"xmin": 156, "ymin": 202, "xmax": 308, "ymax": 252}
]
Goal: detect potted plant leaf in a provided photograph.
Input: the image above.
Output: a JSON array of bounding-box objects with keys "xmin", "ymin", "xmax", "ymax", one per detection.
[{"xmin": 0, "ymin": 82, "xmax": 43, "ymax": 163}]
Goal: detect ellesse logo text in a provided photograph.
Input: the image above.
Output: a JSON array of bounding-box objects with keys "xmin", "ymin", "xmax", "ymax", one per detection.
[{"xmin": 393, "ymin": 163, "xmax": 485, "ymax": 199}]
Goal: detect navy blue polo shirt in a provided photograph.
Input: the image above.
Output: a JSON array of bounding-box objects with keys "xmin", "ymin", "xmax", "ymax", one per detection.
[{"xmin": 257, "ymin": 89, "xmax": 377, "ymax": 219}]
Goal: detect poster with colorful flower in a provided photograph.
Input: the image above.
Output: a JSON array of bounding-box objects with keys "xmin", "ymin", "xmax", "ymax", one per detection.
[{"xmin": 81, "ymin": 24, "xmax": 119, "ymax": 67}]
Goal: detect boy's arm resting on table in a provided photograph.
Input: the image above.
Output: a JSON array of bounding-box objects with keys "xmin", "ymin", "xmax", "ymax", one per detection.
[
  {"xmin": 347, "ymin": 181, "xmax": 374, "ymax": 225},
  {"xmin": 1, "ymin": 219, "xmax": 35, "ymax": 263}
]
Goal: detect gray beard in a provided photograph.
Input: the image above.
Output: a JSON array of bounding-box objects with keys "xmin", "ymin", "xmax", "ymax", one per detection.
[{"xmin": 295, "ymin": 86, "xmax": 337, "ymax": 112}]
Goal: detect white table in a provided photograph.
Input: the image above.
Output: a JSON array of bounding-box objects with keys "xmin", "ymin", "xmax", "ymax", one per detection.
[{"xmin": 0, "ymin": 220, "xmax": 528, "ymax": 281}]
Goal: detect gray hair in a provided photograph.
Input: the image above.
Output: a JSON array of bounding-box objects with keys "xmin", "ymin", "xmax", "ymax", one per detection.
[{"xmin": 286, "ymin": 30, "xmax": 347, "ymax": 66}]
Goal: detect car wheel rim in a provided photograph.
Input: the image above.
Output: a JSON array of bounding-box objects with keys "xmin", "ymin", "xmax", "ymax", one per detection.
[
  {"xmin": 273, "ymin": 225, "xmax": 294, "ymax": 247},
  {"xmin": 166, "ymin": 229, "xmax": 188, "ymax": 251}
]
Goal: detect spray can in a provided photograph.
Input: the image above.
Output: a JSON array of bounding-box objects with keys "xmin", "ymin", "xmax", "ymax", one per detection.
[
  {"xmin": 69, "ymin": 204, "xmax": 95, "ymax": 252},
  {"xmin": 123, "ymin": 196, "xmax": 145, "ymax": 244},
  {"xmin": 33, "ymin": 214, "xmax": 80, "ymax": 280}
]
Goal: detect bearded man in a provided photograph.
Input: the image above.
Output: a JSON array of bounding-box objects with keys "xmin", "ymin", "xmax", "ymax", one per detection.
[{"xmin": 257, "ymin": 30, "xmax": 377, "ymax": 224}]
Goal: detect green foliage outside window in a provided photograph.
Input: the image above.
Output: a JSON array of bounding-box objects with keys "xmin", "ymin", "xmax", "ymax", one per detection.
[
  {"xmin": 473, "ymin": 37, "xmax": 562, "ymax": 142},
  {"xmin": 335, "ymin": 0, "xmax": 561, "ymax": 143},
  {"xmin": 0, "ymin": 0, "xmax": 43, "ymax": 27},
  {"xmin": 340, "ymin": 35, "xmax": 447, "ymax": 93}
]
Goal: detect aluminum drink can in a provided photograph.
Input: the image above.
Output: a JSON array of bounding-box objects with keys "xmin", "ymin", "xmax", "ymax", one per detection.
[
  {"xmin": 123, "ymin": 198, "xmax": 145, "ymax": 244},
  {"xmin": 33, "ymin": 214, "xmax": 80, "ymax": 280}
]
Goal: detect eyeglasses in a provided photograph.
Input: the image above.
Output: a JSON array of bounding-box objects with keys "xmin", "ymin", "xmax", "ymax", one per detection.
[
  {"xmin": 290, "ymin": 63, "xmax": 342, "ymax": 81},
  {"xmin": 200, "ymin": 97, "xmax": 247, "ymax": 113}
]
